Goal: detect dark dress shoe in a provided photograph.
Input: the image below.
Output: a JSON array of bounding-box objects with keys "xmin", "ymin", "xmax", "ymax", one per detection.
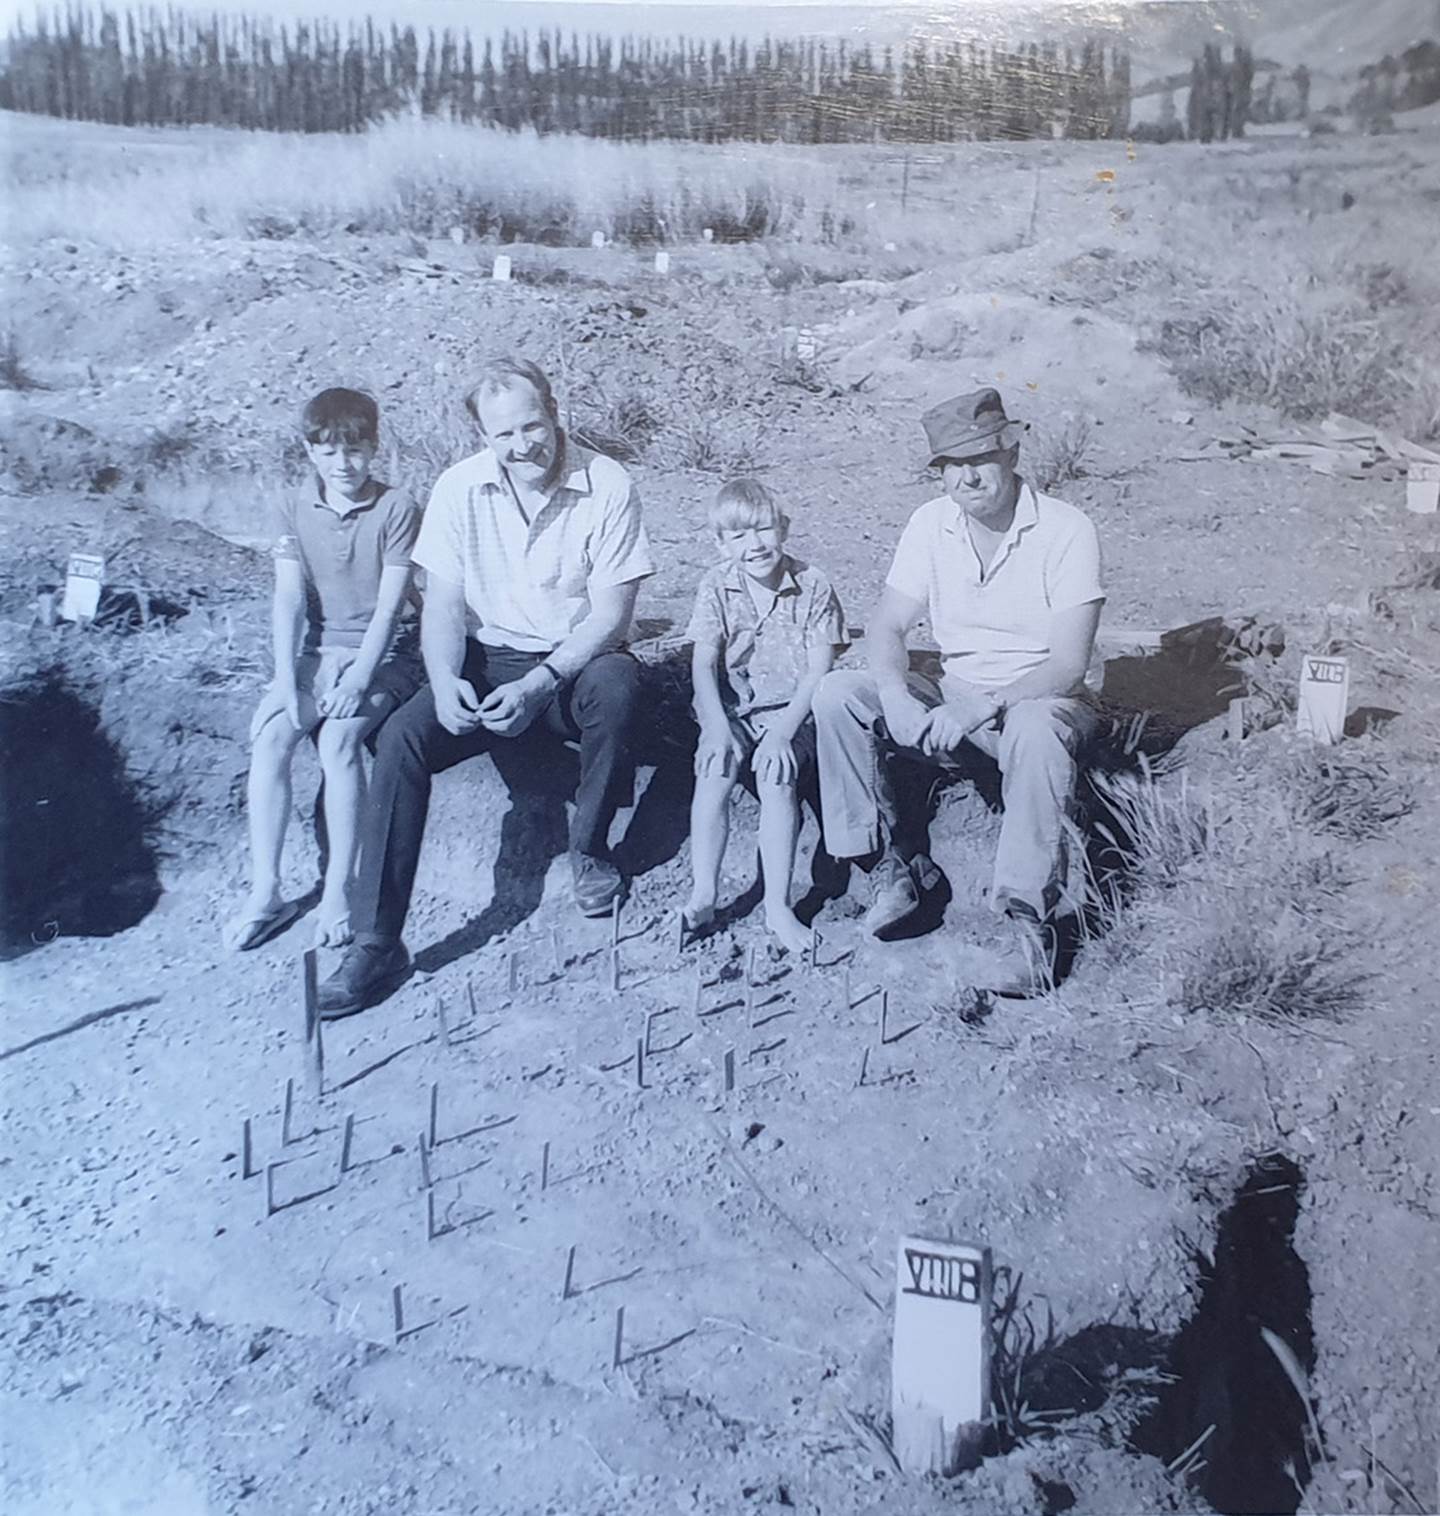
[
  {"xmin": 571, "ymin": 852, "xmax": 623, "ymax": 917},
  {"xmin": 316, "ymin": 940, "xmax": 411, "ymax": 1019}
]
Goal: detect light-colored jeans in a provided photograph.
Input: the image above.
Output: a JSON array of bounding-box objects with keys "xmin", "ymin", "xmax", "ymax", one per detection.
[{"xmin": 812, "ymin": 668, "xmax": 1099, "ymax": 920}]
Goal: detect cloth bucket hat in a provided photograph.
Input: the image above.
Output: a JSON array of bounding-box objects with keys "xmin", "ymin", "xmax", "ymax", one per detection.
[{"xmin": 921, "ymin": 388, "xmax": 1028, "ymax": 467}]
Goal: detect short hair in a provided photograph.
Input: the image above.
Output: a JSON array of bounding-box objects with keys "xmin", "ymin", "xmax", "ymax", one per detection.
[
  {"xmin": 463, "ymin": 356, "xmax": 559, "ymax": 426},
  {"xmin": 301, "ymin": 388, "xmax": 378, "ymax": 446},
  {"xmin": 710, "ymin": 478, "xmax": 785, "ymax": 534}
]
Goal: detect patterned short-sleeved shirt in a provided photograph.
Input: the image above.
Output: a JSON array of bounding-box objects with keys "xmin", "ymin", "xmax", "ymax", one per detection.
[
  {"xmin": 273, "ymin": 479, "xmax": 420, "ymax": 653},
  {"xmin": 686, "ymin": 556, "xmax": 846, "ymax": 716}
]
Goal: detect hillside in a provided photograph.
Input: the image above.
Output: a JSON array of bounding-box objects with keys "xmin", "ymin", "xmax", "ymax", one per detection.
[{"xmin": 3, "ymin": 105, "xmax": 1439, "ymax": 1516}]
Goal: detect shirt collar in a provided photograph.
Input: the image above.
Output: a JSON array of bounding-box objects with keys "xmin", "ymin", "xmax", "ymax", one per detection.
[
  {"xmin": 721, "ymin": 555, "xmax": 801, "ymax": 599},
  {"xmin": 311, "ymin": 479, "xmax": 380, "ymax": 518},
  {"xmin": 941, "ymin": 479, "xmax": 1039, "ymax": 540},
  {"xmin": 473, "ymin": 436, "xmax": 593, "ymax": 496}
]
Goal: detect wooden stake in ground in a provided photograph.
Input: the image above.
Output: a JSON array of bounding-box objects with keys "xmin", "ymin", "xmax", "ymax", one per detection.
[
  {"xmin": 241, "ymin": 1118, "xmax": 256, "ymax": 1179},
  {"xmin": 428, "ymin": 1082, "xmax": 440, "ymax": 1147},
  {"xmin": 562, "ymin": 1244, "xmax": 577, "ymax": 1300},
  {"xmin": 339, "ymin": 1113, "xmax": 355, "ymax": 1175},
  {"xmin": 612, "ymin": 1305, "xmax": 626, "ymax": 1368},
  {"xmin": 417, "ymin": 1131, "xmax": 433, "ymax": 1190},
  {"xmin": 891, "ymin": 1235, "xmax": 991, "ymax": 1476},
  {"xmin": 281, "ymin": 1077, "xmax": 296, "ymax": 1145},
  {"xmin": 611, "ymin": 895, "xmax": 622, "ymax": 949},
  {"xmin": 541, "ymin": 1141, "xmax": 550, "ymax": 1192},
  {"xmin": 609, "ymin": 948, "xmax": 621, "ymax": 994},
  {"xmin": 723, "ymin": 1047, "xmax": 735, "ymax": 1096}
]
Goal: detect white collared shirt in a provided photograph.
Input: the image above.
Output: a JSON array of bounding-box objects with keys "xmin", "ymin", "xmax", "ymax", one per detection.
[
  {"xmin": 412, "ymin": 442, "xmax": 656, "ymax": 652},
  {"xmin": 886, "ymin": 480, "xmax": 1105, "ymax": 688}
]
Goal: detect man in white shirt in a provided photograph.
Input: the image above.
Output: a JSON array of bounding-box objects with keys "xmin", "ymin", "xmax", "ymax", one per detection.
[
  {"xmin": 812, "ymin": 388, "xmax": 1105, "ymax": 994},
  {"xmin": 319, "ymin": 356, "xmax": 656, "ymax": 1016}
]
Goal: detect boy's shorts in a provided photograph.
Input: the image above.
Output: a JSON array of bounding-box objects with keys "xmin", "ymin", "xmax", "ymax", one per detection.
[
  {"xmin": 697, "ymin": 709, "xmax": 819, "ymax": 791},
  {"xmin": 251, "ymin": 647, "xmax": 422, "ymax": 739}
]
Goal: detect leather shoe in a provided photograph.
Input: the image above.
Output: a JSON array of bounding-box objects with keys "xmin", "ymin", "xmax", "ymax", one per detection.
[
  {"xmin": 571, "ymin": 852, "xmax": 623, "ymax": 917},
  {"xmin": 863, "ymin": 849, "xmax": 919, "ymax": 939},
  {"xmin": 316, "ymin": 940, "xmax": 410, "ymax": 1019}
]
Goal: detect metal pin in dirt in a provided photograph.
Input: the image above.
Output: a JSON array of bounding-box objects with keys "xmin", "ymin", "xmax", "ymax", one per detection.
[
  {"xmin": 392, "ymin": 1283, "xmax": 404, "ymax": 1340},
  {"xmin": 426, "ymin": 1190, "xmax": 438, "ymax": 1241},
  {"xmin": 303, "ymin": 949, "xmax": 319, "ymax": 1040},
  {"xmin": 879, "ymin": 989, "xmax": 889, "ymax": 1046},
  {"xmin": 692, "ymin": 966, "xmax": 703, "ymax": 1017},
  {"xmin": 552, "ymin": 924, "xmax": 563, "ymax": 975},
  {"xmin": 417, "ymin": 1132, "xmax": 433, "ymax": 1190},
  {"xmin": 612, "ymin": 1305, "xmax": 626, "ymax": 1369},
  {"xmin": 339, "ymin": 1113, "xmax": 355, "ymax": 1174},
  {"xmin": 428, "ymin": 1082, "xmax": 439, "ymax": 1147},
  {"xmin": 842, "ymin": 963, "xmax": 852, "ymax": 1012},
  {"xmin": 675, "ymin": 910, "xmax": 685, "ymax": 957},
  {"xmin": 723, "ymin": 1047, "xmax": 735, "ymax": 1094},
  {"xmin": 264, "ymin": 1161, "xmax": 278, "ymax": 1216},
  {"xmin": 436, "ymin": 995, "xmax": 450, "ymax": 1044},
  {"xmin": 611, "ymin": 895, "xmax": 622, "ymax": 949},
  {"xmin": 541, "ymin": 1140, "xmax": 550, "ymax": 1192},
  {"xmin": 635, "ymin": 1036, "xmax": 645, "ymax": 1091},
  {"xmin": 609, "ymin": 947, "xmax": 621, "ymax": 993},
  {"xmin": 507, "ymin": 951, "xmax": 519, "ymax": 994},
  {"xmin": 242, "ymin": 1118, "xmax": 255, "ymax": 1179},
  {"xmin": 466, "ymin": 976, "xmax": 479, "ymax": 1022},
  {"xmin": 562, "ymin": 1244, "xmax": 576, "ymax": 1300},
  {"xmin": 746, "ymin": 945, "xmax": 757, "ymax": 986},
  {"xmin": 281, "ymin": 1077, "xmax": 295, "ymax": 1145},
  {"xmin": 858, "ymin": 1048, "xmax": 870, "ymax": 1087}
]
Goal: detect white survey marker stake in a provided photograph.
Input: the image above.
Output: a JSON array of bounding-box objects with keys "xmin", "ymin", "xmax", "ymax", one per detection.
[
  {"xmin": 590, "ymin": 230, "xmax": 606, "ymax": 248},
  {"xmin": 1297, "ymin": 654, "xmax": 1349, "ymax": 745},
  {"xmin": 891, "ymin": 1234, "xmax": 991, "ymax": 1475},
  {"xmin": 492, "ymin": 254, "xmax": 512, "ymax": 282},
  {"xmin": 60, "ymin": 552, "xmax": 104, "ymax": 622},
  {"xmin": 654, "ymin": 250, "xmax": 670, "ymax": 275},
  {"xmin": 1406, "ymin": 461, "xmax": 1440, "ymax": 515}
]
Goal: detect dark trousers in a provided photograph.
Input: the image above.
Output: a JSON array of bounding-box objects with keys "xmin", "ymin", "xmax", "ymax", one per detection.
[{"xmin": 353, "ymin": 643, "xmax": 644, "ymax": 944}]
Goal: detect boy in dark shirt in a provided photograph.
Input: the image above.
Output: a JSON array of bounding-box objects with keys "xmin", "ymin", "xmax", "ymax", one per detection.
[{"xmin": 226, "ymin": 388, "xmax": 419, "ymax": 951}]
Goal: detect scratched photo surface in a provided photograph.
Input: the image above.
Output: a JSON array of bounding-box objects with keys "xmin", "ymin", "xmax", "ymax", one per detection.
[{"xmin": 2, "ymin": 2, "xmax": 1438, "ymax": 1513}]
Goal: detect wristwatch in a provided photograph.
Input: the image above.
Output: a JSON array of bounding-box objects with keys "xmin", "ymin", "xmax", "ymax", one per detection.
[{"xmin": 537, "ymin": 660, "xmax": 563, "ymax": 689}]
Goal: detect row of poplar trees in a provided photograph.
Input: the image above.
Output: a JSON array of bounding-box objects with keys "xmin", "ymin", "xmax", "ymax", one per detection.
[{"xmin": 0, "ymin": 4, "xmax": 1133, "ymax": 141}]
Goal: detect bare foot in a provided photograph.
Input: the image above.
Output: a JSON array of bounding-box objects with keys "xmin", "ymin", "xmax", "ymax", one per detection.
[
  {"xmin": 313, "ymin": 901, "xmax": 354, "ymax": 949},
  {"xmin": 223, "ymin": 891, "xmax": 293, "ymax": 951},
  {"xmin": 683, "ymin": 896, "xmax": 716, "ymax": 932},
  {"xmin": 765, "ymin": 905, "xmax": 813, "ymax": 956}
]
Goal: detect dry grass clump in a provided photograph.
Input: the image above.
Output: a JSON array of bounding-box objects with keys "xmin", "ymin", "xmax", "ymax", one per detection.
[
  {"xmin": 0, "ymin": 331, "xmax": 45, "ymax": 391},
  {"xmin": 1152, "ymin": 282, "xmax": 1415, "ymax": 425},
  {"xmin": 1031, "ymin": 415, "xmax": 1095, "ymax": 493},
  {"xmin": 1281, "ymin": 744, "xmax": 1416, "ymax": 841},
  {"xmin": 1084, "ymin": 749, "xmax": 1374, "ymax": 1026},
  {"xmin": 5, "ymin": 116, "xmax": 848, "ymax": 250},
  {"xmin": 1174, "ymin": 888, "xmax": 1364, "ymax": 1025}
]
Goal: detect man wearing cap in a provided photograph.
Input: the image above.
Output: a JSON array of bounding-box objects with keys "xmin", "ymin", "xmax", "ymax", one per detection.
[
  {"xmin": 316, "ymin": 355, "xmax": 655, "ymax": 1017},
  {"xmin": 812, "ymin": 388, "xmax": 1104, "ymax": 992}
]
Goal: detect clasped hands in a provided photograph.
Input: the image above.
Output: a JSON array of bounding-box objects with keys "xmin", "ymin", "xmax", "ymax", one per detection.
[
  {"xmin": 434, "ymin": 666, "xmax": 556, "ymax": 737},
  {"xmin": 883, "ymin": 688, "xmax": 1004, "ymax": 756}
]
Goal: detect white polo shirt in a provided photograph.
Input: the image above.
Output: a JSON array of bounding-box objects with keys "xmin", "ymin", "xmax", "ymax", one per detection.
[
  {"xmin": 886, "ymin": 480, "xmax": 1104, "ymax": 689},
  {"xmin": 413, "ymin": 442, "xmax": 656, "ymax": 652}
]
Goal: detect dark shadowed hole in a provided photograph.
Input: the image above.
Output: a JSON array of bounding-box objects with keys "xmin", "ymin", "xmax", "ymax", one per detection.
[
  {"xmin": 0, "ymin": 672, "xmax": 163, "ymax": 958},
  {"xmin": 1132, "ymin": 1155, "xmax": 1315, "ymax": 1515}
]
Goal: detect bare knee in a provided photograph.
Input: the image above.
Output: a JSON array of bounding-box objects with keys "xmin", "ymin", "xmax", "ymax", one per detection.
[
  {"xmin": 252, "ymin": 711, "xmax": 302, "ymax": 765},
  {"xmin": 317, "ymin": 719, "xmax": 368, "ymax": 770}
]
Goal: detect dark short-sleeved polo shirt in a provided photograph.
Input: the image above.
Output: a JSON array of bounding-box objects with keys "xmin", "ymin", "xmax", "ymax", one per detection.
[{"xmin": 272, "ymin": 480, "xmax": 420, "ymax": 652}]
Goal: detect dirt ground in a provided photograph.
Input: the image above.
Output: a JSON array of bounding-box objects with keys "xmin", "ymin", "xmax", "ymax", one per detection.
[{"xmin": 3, "ymin": 116, "xmax": 1439, "ymax": 1516}]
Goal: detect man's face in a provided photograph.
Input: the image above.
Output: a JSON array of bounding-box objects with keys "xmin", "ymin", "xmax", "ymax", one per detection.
[
  {"xmin": 306, "ymin": 437, "xmax": 376, "ymax": 502},
  {"xmin": 475, "ymin": 381, "xmax": 559, "ymax": 486},
  {"xmin": 940, "ymin": 444, "xmax": 1020, "ymax": 523}
]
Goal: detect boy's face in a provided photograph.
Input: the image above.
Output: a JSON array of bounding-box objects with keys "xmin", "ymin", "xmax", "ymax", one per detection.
[
  {"xmin": 476, "ymin": 380, "xmax": 559, "ymax": 488},
  {"xmin": 306, "ymin": 436, "xmax": 376, "ymax": 501},
  {"xmin": 717, "ymin": 515, "xmax": 787, "ymax": 583}
]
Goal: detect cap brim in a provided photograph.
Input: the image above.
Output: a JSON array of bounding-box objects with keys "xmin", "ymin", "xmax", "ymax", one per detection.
[{"xmin": 925, "ymin": 420, "xmax": 1027, "ymax": 468}]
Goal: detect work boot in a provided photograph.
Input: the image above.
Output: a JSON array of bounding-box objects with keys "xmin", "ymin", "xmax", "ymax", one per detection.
[
  {"xmin": 316, "ymin": 940, "xmax": 411, "ymax": 1020},
  {"xmin": 571, "ymin": 852, "xmax": 624, "ymax": 918},
  {"xmin": 863, "ymin": 849, "xmax": 920, "ymax": 939},
  {"xmin": 982, "ymin": 907, "xmax": 1057, "ymax": 999}
]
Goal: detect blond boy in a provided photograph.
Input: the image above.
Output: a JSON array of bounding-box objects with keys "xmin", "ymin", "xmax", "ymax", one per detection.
[{"xmin": 685, "ymin": 480, "xmax": 845, "ymax": 953}]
